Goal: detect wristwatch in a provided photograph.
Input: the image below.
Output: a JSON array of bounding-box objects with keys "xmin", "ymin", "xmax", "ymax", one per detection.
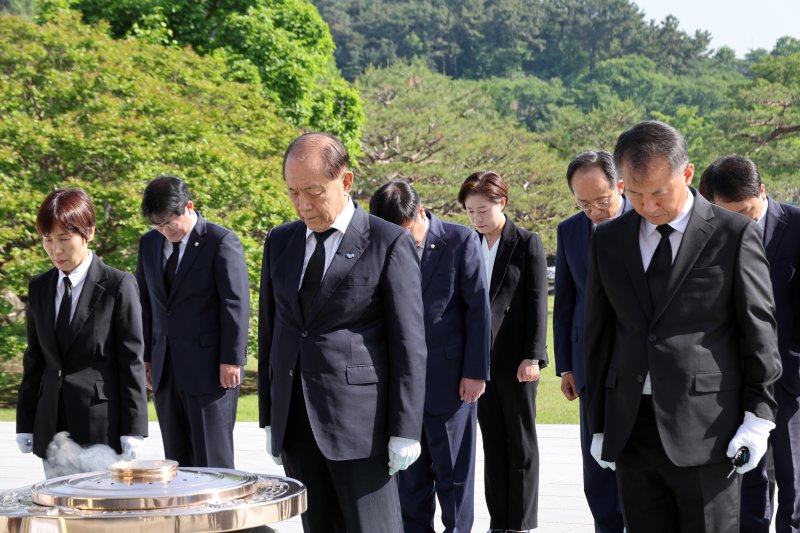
[{"xmin": 528, "ymin": 359, "xmax": 539, "ymax": 366}]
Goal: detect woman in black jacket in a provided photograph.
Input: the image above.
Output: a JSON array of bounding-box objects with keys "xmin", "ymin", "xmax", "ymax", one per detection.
[
  {"xmin": 459, "ymin": 171, "xmax": 549, "ymax": 532},
  {"xmin": 15, "ymin": 188, "xmax": 148, "ymax": 477}
]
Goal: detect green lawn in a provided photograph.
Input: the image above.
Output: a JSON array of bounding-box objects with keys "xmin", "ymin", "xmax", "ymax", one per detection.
[{"xmin": 1, "ymin": 296, "xmax": 579, "ymax": 424}]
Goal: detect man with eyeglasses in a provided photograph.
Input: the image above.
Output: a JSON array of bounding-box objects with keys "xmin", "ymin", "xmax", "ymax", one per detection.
[
  {"xmin": 135, "ymin": 175, "xmax": 249, "ymax": 468},
  {"xmin": 553, "ymin": 150, "xmax": 629, "ymax": 533}
]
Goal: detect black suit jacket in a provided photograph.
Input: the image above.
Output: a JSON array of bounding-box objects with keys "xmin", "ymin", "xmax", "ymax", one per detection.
[
  {"xmin": 764, "ymin": 198, "xmax": 800, "ymax": 395},
  {"xmin": 483, "ymin": 216, "xmax": 549, "ymax": 373},
  {"xmin": 16, "ymin": 255, "xmax": 148, "ymax": 458},
  {"xmin": 136, "ymin": 214, "xmax": 250, "ymax": 395},
  {"xmin": 420, "ymin": 212, "xmax": 490, "ymax": 415},
  {"xmin": 258, "ymin": 202, "xmax": 427, "ymax": 461},
  {"xmin": 585, "ymin": 189, "xmax": 782, "ymax": 466}
]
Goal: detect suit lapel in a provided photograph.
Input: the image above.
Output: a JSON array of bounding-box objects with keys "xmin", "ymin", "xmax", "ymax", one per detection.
[
  {"xmin": 168, "ymin": 214, "xmax": 209, "ymax": 301},
  {"xmin": 488, "ymin": 217, "xmax": 518, "ymax": 303},
  {"xmin": 763, "ymin": 198, "xmax": 786, "ymax": 264},
  {"xmin": 577, "ymin": 215, "xmax": 592, "ymax": 282},
  {"xmin": 619, "ymin": 211, "xmax": 654, "ymax": 319},
  {"xmin": 64, "ymin": 255, "xmax": 107, "ymax": 352},
  {"xmin": 652, "ymin": 191, "xmax": 715, "ymax": 324},
  {"xmin": 285, "ymin": 223, "xmax": 307, "ymax": 325},
  {"xmin": 421, "ymin": 212, "xmax": 446, "ymax": 293},
  {"xmin": 304, "ymin": 204, "xmax": 370, "ymax": 325},
  {"xmin": 40, "ymin": 269, "xmax": 60, "ymax": 361},
  {"xmin": 150, "ymin": 232, "xmax": 169, "ymax": 302}
]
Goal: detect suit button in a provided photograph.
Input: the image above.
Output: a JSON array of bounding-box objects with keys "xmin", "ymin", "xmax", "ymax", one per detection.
[
  {"xmin": 647, "ymin": 334, "xmax": 657, "ymax": 342},
  {"xmin": 289, "ymin": 370, "xmax": 293, "ymax": 377},
  {"xmin": 637, "ymin": 375, "xmax": 644, "ymax": 383},
  {"xmin": 166, "ymin": 310, "xmax": 173, "ymax": 316},
  {"xmin": 301, "ymin": 331, "xmax": 308, "ymax": 338}
]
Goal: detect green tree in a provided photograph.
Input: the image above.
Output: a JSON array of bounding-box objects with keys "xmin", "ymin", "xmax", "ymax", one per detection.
[
  {"xmin": 0, "ymin": 12, "xmax": 297, "ymax": 380},
  {"xmin": 68, "ymin": 0, "xmax": 364, "ymax": 155},
  {"xmin": 356, "ymin": 61, "xmax": 571, "ymax": 252}
]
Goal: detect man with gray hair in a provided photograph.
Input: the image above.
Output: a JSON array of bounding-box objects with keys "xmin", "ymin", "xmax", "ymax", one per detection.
[
  {"xmin": 258, "ymin": 133, "xmax": 427, "ymax": 533},
  {"xmin": 584, "ymin": 121, "xmax": 782, "ymax": 532},
  {"xmin": 554, "ymin": 150, "xmax": 628, "ymax": 532}
]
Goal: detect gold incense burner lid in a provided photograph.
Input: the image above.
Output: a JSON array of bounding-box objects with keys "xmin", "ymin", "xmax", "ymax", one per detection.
[{"xmin": 31, "ymin": 459, "xmax": 258, "ymax": 511}]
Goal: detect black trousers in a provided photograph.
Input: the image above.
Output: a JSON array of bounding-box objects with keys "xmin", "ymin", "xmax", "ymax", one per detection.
[
  {"xmin": 477, "ymin": 372, "xmax": 539, "ymax": 530},
  {"xmin": 281, "ymin": 372, "xmax": 403, "ymax": 533},
  {"xmin": 616, "ymin": 396, "xmax": 741, "ymax": 533},
  {"xmin": 578, "ymin": 395, "xmax": 624, "ymax": 533},
  {"xmin": 741, "ymin": 384, "xmax": 800, "ymax": 533},
  {"xmin": 154, "ymin": 351, "xmax": 238, "ymax": 468}
]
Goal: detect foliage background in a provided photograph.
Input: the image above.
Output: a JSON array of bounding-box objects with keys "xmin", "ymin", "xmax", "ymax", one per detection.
[{"xmin": 1, "ymin": 0, "xmax": 799, "ymax": 407}]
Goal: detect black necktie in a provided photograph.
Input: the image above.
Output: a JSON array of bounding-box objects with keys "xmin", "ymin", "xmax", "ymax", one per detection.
[
  {"xmin": 646, "ymin": 224, "xmax": 675, "ymax": 311},
  {"xmin": 299, "ymin": 229, "xmax": 336, "ymax": 320},
  {"xmin": 56, "ymin": 277, "xmax": 72, "ymax": 353},
  {"xmin": 164, "ymin": 241, "xmax": 181, "ymax": 293}
]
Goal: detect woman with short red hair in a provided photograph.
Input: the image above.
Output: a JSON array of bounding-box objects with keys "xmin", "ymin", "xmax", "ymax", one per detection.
[{"xmin": 15, "ymin": 188, "xmax": 148, "ymax": 477}]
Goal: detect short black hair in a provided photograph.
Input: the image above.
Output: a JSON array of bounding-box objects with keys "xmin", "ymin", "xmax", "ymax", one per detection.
[
  {"xmin": 566, "ymin": 151, "xmax": 618, "ymax": 191},
  {"xmin": 613, "ymin": 121, "xmax": 688, "ymax": 180},
  {"xmin": 283, "ymin": 132, "xmax": 350, "ymax": 180},
  {"xmin": 700, "ymin": 155, "xmax": 762, "ymax": 202},
  {"xmin": 369, "ymin": 181, "xmax": 420, "ymax": 226},
  {"xmin": 141, "ymin": 175, "xmax": 192, "ymax": 219}
]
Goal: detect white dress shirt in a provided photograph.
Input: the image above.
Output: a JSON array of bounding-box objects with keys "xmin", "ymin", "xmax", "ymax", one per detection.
[
  {"xmin": 299, "ymin": 198, "xmax": 355, "ymax": 287},
  {"xmin": 638, "ymin": 187, "xmax": 694, "ymax": 394},
  {"xmin": 55, "ymin": 251, "xmax": 93, "ymax": 325},
  {"xmin": 757, "ymin": 197, "xmax": 769, "ymax": 232},
  {"xmin": 481, "ymin": 228, "xmax": 501, "ymax": 287}
]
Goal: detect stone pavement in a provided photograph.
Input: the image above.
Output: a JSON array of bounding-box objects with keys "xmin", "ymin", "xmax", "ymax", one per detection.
[{"xmin": 0, "ymin": 422, "xmax": 596, "ymax": 532}]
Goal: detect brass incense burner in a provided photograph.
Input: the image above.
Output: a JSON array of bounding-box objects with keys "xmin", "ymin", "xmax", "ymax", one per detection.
[{"xmin": 0, "ymin": 460, "xmax": 306, "ymax": 532}]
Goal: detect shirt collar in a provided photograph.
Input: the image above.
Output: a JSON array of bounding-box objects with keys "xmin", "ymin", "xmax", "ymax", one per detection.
[
  {"xmin": 642, "ymin": 186, "xmax": 694, "ymax": 237},
  {"xmin": 305, "ymin": 197, "xmax": 355, "ymax": 239},
  {"xmin": 418, "ymin": 214, "xmax": 430, "ymax": 247},
  {"xmin": 182, "ymin": 211, "xmax": 198, "ymax": 246},
  {"xmin": 58, "ymin": 250, "xmax": 93, "ymax": 287},
  {"xmin": 757, "ymin": 197, "xmax": 769, "ymax": 230}
]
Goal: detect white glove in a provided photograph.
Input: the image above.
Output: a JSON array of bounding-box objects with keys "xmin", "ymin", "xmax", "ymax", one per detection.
[
  {"xmin": 590, "ymin": 433, "xmax": 616, "ymax": 471},
  {"xmin": 120, "ymin": 436, "xmax": 145, "ymax": 460},
  {"xmin": 726, "ymin": 411, "xmax": 775, "ymax": 475},
  {"xmin": 16, "ymin": 433, "xmax": 33, "ymax": 454},
  {"xmin": 388, "ymin": 436, "xmax": 421, "ymax": 476},
  {"xmin": 264, "ymin": 427, "xmax": 283, "ymax": 466}
]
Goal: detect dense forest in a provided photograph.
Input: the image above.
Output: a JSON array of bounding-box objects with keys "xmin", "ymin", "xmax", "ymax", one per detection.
[{"xmin": 1, "ymin": 0, "xmax": 799, "ymax": 376}]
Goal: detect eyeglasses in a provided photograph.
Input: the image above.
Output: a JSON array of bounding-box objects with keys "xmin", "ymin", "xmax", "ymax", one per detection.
[
  {"xmin": 150, "ymin": 216, "xmax": 181, "ymax": 232},
  {"xmin": 575, "ymin": 194, "xmax": 615, "ymax": 212}
]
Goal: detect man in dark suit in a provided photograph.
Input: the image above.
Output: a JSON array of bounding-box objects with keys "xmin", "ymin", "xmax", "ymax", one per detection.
[
  {"xmin": 554, "ymin": 151, "xmax": 628, "ymax": 533},
  {"xmin": 258, "ymin": 133, "xmax": 427, "ymax": 533},
  {"xmin": 701, "ymin": 155, "xmax": 800, "ymax": 533},
  {"xmin": 584, "ymin": 121, "xmax": 783, "ymax": 532},
  {"xmin": 136, "ymin": 176, "xmax": 250, "ymax": 468},
  {"xmin": 369, "ymin": 181, "xmax": 491, "ymax": 533}
]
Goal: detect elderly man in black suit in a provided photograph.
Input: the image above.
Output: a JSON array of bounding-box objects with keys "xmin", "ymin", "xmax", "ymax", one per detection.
[
  {"xmin": 136, "ymin": 176, "xmax": 250, "ymax": 468},
  {"xmin": 258, "ymin": 133, "xmax": 427, "ymax": 533},
  {"xmin": 584, "ymin": 121, "xmax": 782, "ymax": 532},
  {"xmin": 701, "ymin": 155, "xmax": 800, "ymax": 533}
]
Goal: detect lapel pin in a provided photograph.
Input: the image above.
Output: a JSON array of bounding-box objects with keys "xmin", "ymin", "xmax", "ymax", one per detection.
[
  {"xmin": 194, "ymin": 242, "xmax": 199, "ymax": 247},
  {"xmin": 345, "ymin": 252, "xmax": 355, "ymax": 259},
  {"xmin": 430, "ymin": 244, "xmax": 436, "ymax": 249}
]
